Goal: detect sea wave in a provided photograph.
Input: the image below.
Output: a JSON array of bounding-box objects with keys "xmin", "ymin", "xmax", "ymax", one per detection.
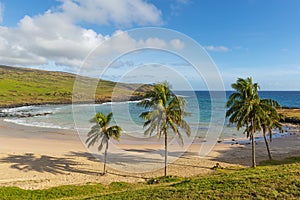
[
  {"xmin": 100, "ymin": 100, "xmax": 142, "ymax": 105},
  {"xmin": 4, "ymin": 118, "xmax": 73, "ymax": 130},
  {"xmin": 176, "ymin": 94, "xmax": 191, "ymax": 98},
  {"xmin": 1, "ymin": 105, "xmax": 35, "ymax": 113},
  {"xmin": 71, "ymin": 104, "xmax": 95, "ymax": 107}
]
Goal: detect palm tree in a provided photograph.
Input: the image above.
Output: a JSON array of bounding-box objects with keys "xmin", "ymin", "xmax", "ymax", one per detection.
[
  {"xmin": 86, "ymin": 112, "xmax": 122, "ymax": 175},
  {"xmin": 259, "ymin": 99, "xmax": 283, "ymax": 160},
  {"xmin": 226, "ymin": 77, "xmax": 264, "ymax": 167},
  {"xmin": 138, "ymin": 82, "xmax": 191, "ymax": 176}
]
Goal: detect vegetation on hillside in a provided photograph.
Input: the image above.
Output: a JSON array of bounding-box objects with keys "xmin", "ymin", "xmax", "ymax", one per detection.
[
  {"xmin": 0, "ymin": 65, "xmax": 151, "ymax": 107},
  {"xmin": 279, "ymin": 109, "xmax": 300, "ymax": 124},
  {"xmin": 0, "ymin": 157, "xmax": 299, "ymax": 199}
]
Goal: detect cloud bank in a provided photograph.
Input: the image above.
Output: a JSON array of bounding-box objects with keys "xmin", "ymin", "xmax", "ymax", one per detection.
[{"xmin": 0, "ymin": 0, "xmax": 164, "ymax": 70}]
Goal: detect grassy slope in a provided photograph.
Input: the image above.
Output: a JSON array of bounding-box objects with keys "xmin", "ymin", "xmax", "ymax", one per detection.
[
  {"xmin": 0, "ymin": 65, "xmax": 150, "ymax": 107},
  {"xmin": 1, "ymin": 157, "xmax": 299, "ymax": 200},
  {"xmin": 279, "ymin": 109, "xmax": 300, "ymax": 124}
]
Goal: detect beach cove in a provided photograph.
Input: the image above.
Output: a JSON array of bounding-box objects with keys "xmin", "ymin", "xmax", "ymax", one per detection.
[{"xmin": 0, "ymin": 118, "xmax": 299, "ymax": 190}]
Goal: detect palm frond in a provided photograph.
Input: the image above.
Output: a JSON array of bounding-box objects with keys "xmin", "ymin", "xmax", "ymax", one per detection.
[
  {"xmin": 180, "ymin": 119, "xmax": 191, "ymax": 137},
  {"xmin": 107, "ymin": 125, "xmax": 122, "ymax": 141},
  {"xmin": 85, "ymin": 112, "xmax": 122, "ymax": 152},
  {"xmin": 138, "ymin": 81, "xmax": 191, "ymax": 147}
]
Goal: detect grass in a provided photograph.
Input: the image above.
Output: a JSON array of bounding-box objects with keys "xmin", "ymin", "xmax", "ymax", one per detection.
[
  {"xmin": 279, "ymin": 109, "xmax": 300, "ymax": 124},
  {"xmin": 279, "ymin": 109, "xmax": 300, "ymax": 119},
  {"xmin": 1, "ymin": 157, "xmax": 300, "ymax": 199},
  {"xmin": 0, "ymin": 65, "xmax": 151, "ymax": 107}
]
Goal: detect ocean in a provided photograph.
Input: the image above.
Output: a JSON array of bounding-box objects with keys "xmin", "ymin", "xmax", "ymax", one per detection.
[{"xmin": 1, "ymin": 91, "xmax": 299, "ymax": 139}]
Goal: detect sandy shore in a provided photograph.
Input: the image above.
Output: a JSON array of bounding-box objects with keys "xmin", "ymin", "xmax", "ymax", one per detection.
[{"xmin": 0, "ymin": 119, "xmax": 299, "ymax": 190}]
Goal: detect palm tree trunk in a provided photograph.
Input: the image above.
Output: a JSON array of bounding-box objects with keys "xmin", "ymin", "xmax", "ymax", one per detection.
[
  {"xmin": 263, "ymin": 131, "xmax": 272, "ymax": 160},
  {"xmin": 251, "ymin": 118, "xmax": 256, "ymax": 167},
  {"xmin": 164, "ymin": 128, "xmax": 168, "ymax": 177},
  {"xmin": 251, "ymin": 133, "xmax": 256, "ymax": 167},
  {"xmin": 103, "ymin": 140, "xmax": 108, "ymax": 174}
]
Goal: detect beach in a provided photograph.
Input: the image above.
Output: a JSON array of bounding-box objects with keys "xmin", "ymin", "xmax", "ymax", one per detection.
[{"xmin": 0, "ymin": 119, "xmax": 299, "ymax": 190}]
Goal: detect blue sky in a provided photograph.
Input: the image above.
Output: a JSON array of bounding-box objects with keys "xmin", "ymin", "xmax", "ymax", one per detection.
[{"xmin": 0, "ymin": 0, "xmax": 299, "ymax": 90}]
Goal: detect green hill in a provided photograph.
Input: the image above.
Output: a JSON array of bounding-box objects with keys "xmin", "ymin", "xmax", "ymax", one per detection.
[
  {"xmin": 0, "ymin": 65, "xmax": 150, "ymax": 108},
  {"xmin": 279, "ymin": 109, "xmax": 300, "ymax": 124}
]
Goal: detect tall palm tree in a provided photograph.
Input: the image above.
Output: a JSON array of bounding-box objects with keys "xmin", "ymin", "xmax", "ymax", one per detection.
[
  {"xmin": 86, "ymin": 112, "xmax": 122, "ymax": 175},
  {"xmin": 138, "ymin": 82, "xmax": 191, "ymax": 176},
  {"xmin": 226, "ymin": 77, "xmax": 264, "ymax": 167},
  {"xmin": 259, "ymin": 99, "xmax": 283, "ymax": 160}
]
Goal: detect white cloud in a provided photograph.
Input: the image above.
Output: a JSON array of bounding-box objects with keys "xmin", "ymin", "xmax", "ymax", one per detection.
[
  {"xmin": 0, "ymin": 0, "xmax": 164, "ymax": 69},
  {"xmin": 59, "ymin": 0, "xmax": 163, "ymax": 27},
  {"xmin": 0, "ymin": 12, "xmax": 106, "ymax": 67},
  {"xmin": 205, "ymin": 45, "xmax": 230, "ymax": 52},
  {"xmin": 170, "ymin": 39, "xmax": 185, "ymax": 50},
  {"xmin": 144, "ymin": 37, "xmax": 167, "ymax": 49}
]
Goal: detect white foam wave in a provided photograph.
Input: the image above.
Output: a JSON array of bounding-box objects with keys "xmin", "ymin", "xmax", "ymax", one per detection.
[
  {"xmin": 1, "ymin": 106, "xmax": 35, "ymax": 113},
  {"xmin": 72, "ymin": 104, "xmax": 95, "ymax": 107},
  {"xmin": 176, "ymin": 95, "xmax": 190, "ymax": 98},
  {"xmin": 4, "ymin": 118, "xmax": 73, "ymax": 130},
  {"xmin": 100, "ymin": 100, "xmax": 142, "ymax": 106}
]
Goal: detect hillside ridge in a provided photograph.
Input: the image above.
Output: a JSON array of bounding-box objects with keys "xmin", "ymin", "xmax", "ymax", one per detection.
[{"xmin": 0, "ymin": 65, "xmax": 149, "ymax": 108}]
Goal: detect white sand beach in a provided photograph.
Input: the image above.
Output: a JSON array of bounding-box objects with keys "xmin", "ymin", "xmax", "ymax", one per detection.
[{"xmin": 0, "ymin": 119, "xmax": 299, "ymax": 190}]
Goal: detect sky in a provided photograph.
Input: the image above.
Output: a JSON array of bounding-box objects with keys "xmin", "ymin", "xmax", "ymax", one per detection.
[{"xmin": 0, "ymin": 0, "xmax": 299, "ymax": 90}]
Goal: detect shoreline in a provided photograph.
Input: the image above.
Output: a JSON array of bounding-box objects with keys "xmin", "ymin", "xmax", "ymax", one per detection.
[
  {"xmin": 0, "ymin": 119, "xmax": 300, "ymax": 189},
  {"xmin": 1, "ymin": 91, "xmax": 300, "ymax": 110},
  {"xmin": 2, "ymin": 116, "xmax": 297, "ymax": 144},
  {"xmin": 0, "ymin": 95, "xmax": 145, "ymax": 109},
  {"xmin": 2, "ymin": 103, "xmax": 300, "ymax": 126},
  {"xmin": 1, "ymin": 106, "xmax": 299, "ymax": 145},
  {"xmin": 1, "ymin": 102, "xmax": 300, "ymax": 110}
]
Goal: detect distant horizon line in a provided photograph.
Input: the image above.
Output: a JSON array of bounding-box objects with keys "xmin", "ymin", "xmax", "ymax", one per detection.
[{"xmin": 174, "ymin": 90, "xmax": 300, "ymax": 92}]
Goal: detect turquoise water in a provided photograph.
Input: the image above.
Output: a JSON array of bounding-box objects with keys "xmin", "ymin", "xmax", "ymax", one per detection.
[{"xmin": 1, "ymin": 91, "xmax": 299, "ymax": 139}]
